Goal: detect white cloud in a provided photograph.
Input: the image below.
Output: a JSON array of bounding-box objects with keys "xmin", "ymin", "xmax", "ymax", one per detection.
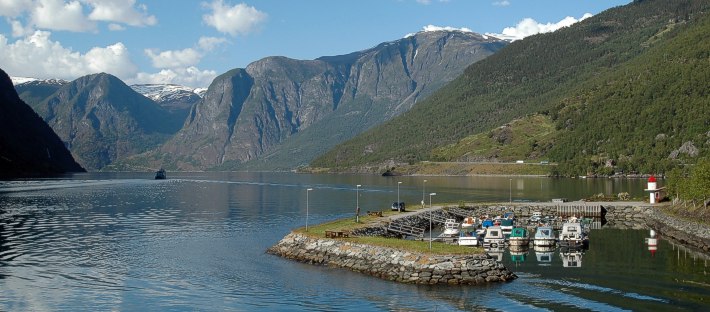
[
  {"xmin": 0, "ymin": 0, "xmax": 33, "ymax": 18},
  {"xmin": 107, "ymin": 23, "xmax": 125, "ymax": 31},
  {"xmin": 144, "ymin": 36, "xmax": 227, "ymax": 69},
  {"xmin": 197, "ymin": 36, "xmax": 227, "ymax": 51},
  {"xmin": 86, "ymin": 0, "xmax": 157, "ymax": 27},
  {"xmin": 487, "ymin": 13, "xmax": 593, "ymax": 41},
  {"xmin": 492, "ymin": 1, "xmax": 510, "ymax": 7},
  {"xmin": 9, "ymin": 19, "xmax": 34, "ymax": 37},
  {"xmin": 128, "ymin": 66, "xmax": 217, "ymax": 88},
  {"xmin": 202, "ymin": 0, "xmax": 266, "ymax": 37},
  {"xmin": 145, "ymin": 48, "xmax": 202, "ymax": 69},
  {"xmin": 0, "ymin": 30, "xmax": 137, "ymax": 80},
  {"xmin": 138, "ymin": 36, "xmax": 227, "ymax": 87},
  {"xmin": 84, "ymin": 42, "xmax": 137, "ymax": 77},
  {"xmin": 31, "ymin": 0, "xmax": 96, "ymax": 32},
  {"xmin": 416, "ymin": 0, "xmax": 431, "ymax": 4},
  {"xmin": 1, "ymin": 0, "xmax": 156, "ymax": 33}
]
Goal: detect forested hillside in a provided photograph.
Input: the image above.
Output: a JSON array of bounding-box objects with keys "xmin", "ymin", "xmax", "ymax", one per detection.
[
  {"xmin": 312, "ymin": 0, "xmax": 710, "ymax": 176},
  {"xmin": 546, "ymin": 11, "xmax": 710, "ymax": 175}
]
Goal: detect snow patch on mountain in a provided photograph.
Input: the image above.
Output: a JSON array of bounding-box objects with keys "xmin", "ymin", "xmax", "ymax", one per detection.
[
  {"xmin": 130, "ymin": 84, "xmax": 205, "ymax": 102},
  {"xmin": 11, "ymin": 76, "xmax": 68, "ymax": 86},
  {"xmin": 193, "ymin": 88, "xmax": 208, "ymax": 98}
]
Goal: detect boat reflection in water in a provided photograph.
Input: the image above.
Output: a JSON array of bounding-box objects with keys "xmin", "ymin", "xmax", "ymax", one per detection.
[
  {"xmin": 509, "ymin": 245, "xmax": 529, "ymax": 265},
  {"xmin": 534, "ymin": 245, "xmax": 555, "ymax": 266},
  {"xmin": 485, "ymin": 246, "xmax": 506, "ymax": 262},
  {"xmin": 560, "ymin": 246, "xmax": 586, "ymax": 268}
]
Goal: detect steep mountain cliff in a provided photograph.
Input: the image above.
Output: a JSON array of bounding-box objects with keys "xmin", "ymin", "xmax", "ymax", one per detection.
[
  {"xmin": 0, "ymin": 68, "xmax": 83, "ymax": 177},
  {"xmin": 133, "ymin": 30, "xmax": 506, "ymax": 170},
  {"xmin": 31, "ymin": 73, "xmax": 183, "ymax": 170},
  {"xmin": 313, "ymin": 0, "xmax": 710, "ymax": 175}
]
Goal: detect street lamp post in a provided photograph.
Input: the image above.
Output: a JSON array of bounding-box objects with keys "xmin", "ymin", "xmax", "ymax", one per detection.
[
  {"xmin": 397, "ymin": 181, "xmax": 402, "ymax": 212},
  {"xmin": 429, "ymin": 192, "xmax": 436, "ymax": 250},
  {"xmin": 356, "ymin": 184, "xmax": 362, "ymax": 223},
  {"xmin": 306, "ymin": 188, "xmax": 313, "ymax": 232},
  {"xmin": 509, "ymin": 178, "xmax": 512, "ymax": 203},
  {"xmin": 421, "ymin": 179, "xmax": 427, "ymax": 208}
]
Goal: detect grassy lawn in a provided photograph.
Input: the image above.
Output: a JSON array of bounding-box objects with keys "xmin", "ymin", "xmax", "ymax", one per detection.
[{"xmin": 293, "ymin": 210, "xmax": 485, "ymax": 255}]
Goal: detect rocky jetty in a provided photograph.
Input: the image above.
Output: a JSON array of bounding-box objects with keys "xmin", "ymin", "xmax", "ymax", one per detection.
[
  {"xmin": 645, "ymin": 208, "xmax": 710, "ymax": 252},
  {"xmin": 267, "ymin": 232, "xmax": 516, "ymax": 285}
]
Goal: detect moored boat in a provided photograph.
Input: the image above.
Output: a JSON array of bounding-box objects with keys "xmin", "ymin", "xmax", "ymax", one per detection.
[
  {"xmin": 529, "ymin": 211, "xmax": 542, "ymax": 223},
  {"xmin": 458, "ymin": 226, "xmax": 480, "ymax": 246},
  {"xmin": 533, "ymin": 226, "xmax": 556, "ymax": 247},
  {"xmin": 441, "ymin": 219, "xmax": 460, "ymax": 238},
  {"xmin": 509, "ymin": 227, "xmax": 530, "ymax": 247},
  {"xmin": 483, "ymin": 226, "xmax": 506, "ymax": 248},
  {"xmin": 500, "ymin": 219, "xmax": 514, "ymax": 239},
  {"xmin": 461, "ymin": 216, "xmax": 477, "ymax": 228},
  {"xmin": 155, "ymin": 168, "xmax": 166, "ymax": 180},
  {"xmin": 558, "ymin": 222, "xmax": 589, "ymax": 248}
]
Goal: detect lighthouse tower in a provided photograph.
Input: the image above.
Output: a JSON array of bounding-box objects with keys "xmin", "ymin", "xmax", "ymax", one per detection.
[{"xmin": 645, "ymin": 176, "xmax": 659, "ymax": 203}]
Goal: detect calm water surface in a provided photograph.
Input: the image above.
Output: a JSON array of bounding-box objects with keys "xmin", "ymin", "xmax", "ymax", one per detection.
[{"xmin": 0, "ymin": 172, "xmax": 708, "ymax": 311}]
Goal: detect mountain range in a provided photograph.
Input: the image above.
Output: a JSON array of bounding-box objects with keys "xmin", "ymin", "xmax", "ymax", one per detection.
[
  {"xmin": 11, "ymin": 29, "xmax": 505, "ymax": 172},
  {"xmin": 18, "ymin": 73, "xmax": 185, "ymax": 170},
  {"xmin": 8, "ymin": 0, "xmax": 707, "ymax": 176},
  {"xmin": 0, "ymin": 69, "xmax": 83, "ymax": 177},
  {"xmin": 122, "ymin": 30, "xmax": 507, "ymax": 170}
]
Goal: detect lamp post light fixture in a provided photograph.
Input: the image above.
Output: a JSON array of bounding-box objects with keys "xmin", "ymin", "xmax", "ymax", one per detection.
[
  {"xmin": 306, "ymin": 188, "xmax": 313, "ymax": 232},
  {"xmin": 397, "ymin": 181, "xmax": 402, "ymax": 212},
  {"xmin": 421, "ymin": 179, "xmax": 427, "ymax": 208},
  {"xmin": 428, "ymin": 192, "xmax": 436, "ymax": 250},
  {"xmin": 356, "ymin": 184, "xmax": 362, "ymax": 223}
]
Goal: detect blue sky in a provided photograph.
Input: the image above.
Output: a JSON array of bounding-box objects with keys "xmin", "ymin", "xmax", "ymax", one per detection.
[{"xmin": 0, "ymin": 0, "xmax": 630, "ymax": 88}]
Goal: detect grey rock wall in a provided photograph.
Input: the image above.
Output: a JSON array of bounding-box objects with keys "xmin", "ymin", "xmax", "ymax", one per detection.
[{"xmin": 267, "ymin": 232, "xmax": 516, "ymax": 285}]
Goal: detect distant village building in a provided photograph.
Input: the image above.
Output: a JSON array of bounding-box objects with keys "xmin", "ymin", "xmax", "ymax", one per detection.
[{"xmin": 644, "ymin": 176, "xmax": 666, "ymax": 204}]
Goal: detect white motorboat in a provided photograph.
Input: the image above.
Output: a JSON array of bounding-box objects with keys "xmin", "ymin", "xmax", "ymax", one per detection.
[
  {"xmin": 534, "ymin": 226, "xmax": 556, "ymax": 247},
  {"xmin": 441, "ymin": 219, "xmax": 460, "ymax": 237},
  {"xmin": 558, "ymin": 222, "xmax": 588, "ymax": 248},
  {"xmin": 458, "ymin": 226, "xmax": 480, "ymax": 246},
  {"xmin": 483, "ymin": 226, "xmax": 505, "ymax": 248}
]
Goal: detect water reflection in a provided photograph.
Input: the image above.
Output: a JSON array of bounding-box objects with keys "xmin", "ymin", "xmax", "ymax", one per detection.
[
  {"xmin": 646, "ymin": 229, "xmax": 658, "ymax": 257},
  {"xmin": 534, "ymin": 245, "xmax": 555, "ymax": 266},
  {"xmin": 0, "ymin": 173, "xmax": 708, "ymax": 311},
  {"xmin": 509, "ymin": 245, "xmax": 529, "ymax": 265},
  {"xmin": 560, "ymin": 250, "xmax": 583, "ymax": 268}
]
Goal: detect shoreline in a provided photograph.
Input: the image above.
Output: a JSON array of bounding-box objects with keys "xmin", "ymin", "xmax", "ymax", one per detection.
[{"xmin": 268, "ymin": 201, "xmax": 710, "ymax": 286}]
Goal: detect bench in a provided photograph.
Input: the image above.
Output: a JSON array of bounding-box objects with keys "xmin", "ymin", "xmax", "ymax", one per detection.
[{"xmin": 367, "ymin": 211, "xmax": 383, "ymax": 217}]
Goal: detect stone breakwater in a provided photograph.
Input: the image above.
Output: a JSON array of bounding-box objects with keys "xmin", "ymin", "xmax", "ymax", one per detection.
[
  {"xmin": 645, "ymin": 208, "xmax": 710, "ymax": 252},
  {"xmin": 267, "ymin": 233, "xmax": 517, "ymax": 285}
]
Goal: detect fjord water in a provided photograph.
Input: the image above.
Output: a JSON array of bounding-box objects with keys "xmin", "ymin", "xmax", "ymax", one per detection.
[{"xmin": 0, "ymin": 172, "xmax": 708, "ymax": 311}]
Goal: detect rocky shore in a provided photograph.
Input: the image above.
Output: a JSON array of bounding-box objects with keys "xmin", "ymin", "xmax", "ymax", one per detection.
[
  {"xmin": 645, "ymin": 208, "xmax": 710, "ymax": 252},
  {"xmin": 267, "ymin": 232, "xmax": 516, "ymax": 285},
  {"xmin": 268, "ymin": 202, "xmax": 710, "ymax": 286}
]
